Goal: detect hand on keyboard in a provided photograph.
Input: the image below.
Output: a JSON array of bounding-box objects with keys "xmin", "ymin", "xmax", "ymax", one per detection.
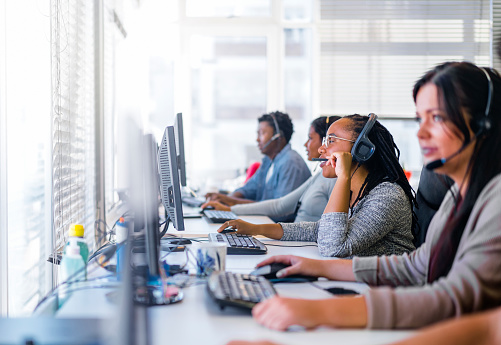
[
  {"xmin": 201, "ymin": 200, "xmax": 231, "ymax": 212},
  {"xmin": 202, "ymin": 210, "xmax": 238, "ymax": 223}
]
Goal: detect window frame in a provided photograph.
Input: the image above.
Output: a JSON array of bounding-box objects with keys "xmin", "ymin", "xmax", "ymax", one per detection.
[{"xmin": 0, "ymin": 0, "xmax": 8, "ymax": 318}]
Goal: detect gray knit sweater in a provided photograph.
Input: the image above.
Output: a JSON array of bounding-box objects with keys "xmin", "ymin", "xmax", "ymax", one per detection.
[
  {"xmin": 354, "ymin": 173, "xmax": 501, "ymax": 329},
  {"xmin": 280, "ymin": 182, "xmax": 415, "ymax": 257}
]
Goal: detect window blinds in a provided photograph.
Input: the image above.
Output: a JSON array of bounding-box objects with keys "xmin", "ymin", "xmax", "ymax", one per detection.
[
  {"xmin": 51, "ymin": 0, "xmax": 97, "ymax": 284},
  {"xmin": 493, "ymin": 2, "xmax": 501, "ymax": 68},
  {"xmin": 319, "ymin": 0, "xmax": 492, "ymax": 117}
]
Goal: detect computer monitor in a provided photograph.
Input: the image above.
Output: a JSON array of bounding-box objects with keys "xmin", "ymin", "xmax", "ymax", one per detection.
[
  {"xmin": 174, "ymin": 112, "xmax": 187, "ymax": 187},
  {"xmin": 158, "ymin": 125, "xmax": 185, "ymax": 231},
  {"xmin": 142, "ymin": 133, "xmax": 162, "ymax": 277}
]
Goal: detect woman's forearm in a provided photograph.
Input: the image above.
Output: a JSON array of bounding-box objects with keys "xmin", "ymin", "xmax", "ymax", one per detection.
[
  {"xmin": 389, "ymin": 310, "xmax": 496, "ymax": 345},
  {"xmin": 324, "ymin": 176, "xmax": 350, "ymax": 213},
  {"xmin": 258, "ymin": 224, "xmax": 284, "ymax": 239},
  {"xmin": 320, "ymin": 296, "xmax": 368, "ymax": 328},
  {"xmin": 321, "ymin": 259, "xmax": 356, "ymax": 281}
]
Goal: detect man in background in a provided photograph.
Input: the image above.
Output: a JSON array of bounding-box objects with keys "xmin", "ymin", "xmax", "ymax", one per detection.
[{"xmin": 206, "ymin": 111, "xmax": 311, "ymax": 222}]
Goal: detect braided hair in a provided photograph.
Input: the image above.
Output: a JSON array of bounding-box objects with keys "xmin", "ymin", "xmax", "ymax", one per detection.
[{"xmin": 345, "ymin": 114, "xmax": 418, "ymax": 234}]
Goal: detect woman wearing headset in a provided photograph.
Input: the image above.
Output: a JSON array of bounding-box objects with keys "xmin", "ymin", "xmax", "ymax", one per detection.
[
  {"xmin": 218, "ymin": 114, "xmax": 417, "ymax": 258},
  {"xmin": 237, "ymin": 62, "xmax": 501, "ymax": 332},
  {"xmin": 202, "ymin": 116, "xmax": 339, "ymax": 223}
]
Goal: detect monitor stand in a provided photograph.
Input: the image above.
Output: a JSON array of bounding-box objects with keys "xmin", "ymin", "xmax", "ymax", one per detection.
[{"xmin": 139, "ymin": 280, "xmax": 184, "ymax": 306}]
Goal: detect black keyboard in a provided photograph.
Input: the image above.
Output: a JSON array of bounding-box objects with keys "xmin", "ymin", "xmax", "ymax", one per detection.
[
  {"xmin": 208, "ymin": 233, "xmax": 267, "ymax": 255},
  {"xmin": 207, "ymin": 271, "xmax": 277, "ymax": 310},
  {"xmin": 203, "ymin": 210, "xmax": 238, "ymax": 223}
]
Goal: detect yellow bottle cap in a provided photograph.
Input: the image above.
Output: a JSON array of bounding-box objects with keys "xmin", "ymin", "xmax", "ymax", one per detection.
[{"xmin": 69, "ymin": 224, "xmax": 85, "ymax": 237}]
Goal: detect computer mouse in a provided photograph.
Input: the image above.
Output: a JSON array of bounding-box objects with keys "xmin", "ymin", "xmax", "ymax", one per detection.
[
  {"xmin": 161, "ymin": 237, "xmax": 192, "ymax": 245},
  {"xmin": 250, "ymin": 263, "xmax": 317, "ymax": 281},
  {"xmin": 324, "ymin": 287, "xmax": 359, "ymax": 295},
  {"xmin": 220, "ymin": 226, "xmax": 236, "ymax": 234}
]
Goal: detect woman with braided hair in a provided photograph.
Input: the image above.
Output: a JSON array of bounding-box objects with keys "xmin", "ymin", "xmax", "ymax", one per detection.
[{"xmin": 218, "ymin": 114, "xmax": 417, "ymax": 258}]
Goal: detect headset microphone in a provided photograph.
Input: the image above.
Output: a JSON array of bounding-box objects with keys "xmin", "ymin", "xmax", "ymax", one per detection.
[
  {"xmin": 261, "ymin": 113, "xmax": 282, "ymax": 151},
  {"xmin": 425, "ymin": 140, "xmax": 473, "ymax": 170},
  {"xmin": 261, "ymin": 133, "xmax": 280, "ymax": 150}
]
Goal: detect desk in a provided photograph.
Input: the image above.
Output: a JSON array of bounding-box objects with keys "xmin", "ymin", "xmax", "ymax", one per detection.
[{"xmin": 59, "ymin": 216, "xmax": 415, "ymax": 345}]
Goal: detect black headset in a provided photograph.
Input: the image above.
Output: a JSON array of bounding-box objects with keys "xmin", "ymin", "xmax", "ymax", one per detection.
[
  {"xmin": 425, "ymin": 67, "xmax": 494, "ymax": 170},
  {"xmin": 475, "ymin": 67, "xmax": 493, "ymax": 135},
  {"xmin": 351, "ymin": 113, "xmax": 378, "ymax": 163}
]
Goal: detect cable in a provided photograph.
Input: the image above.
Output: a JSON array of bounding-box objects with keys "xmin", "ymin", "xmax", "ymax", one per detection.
[
  {"xmin": 34, "ymin": 246, "xmax": 117, "ymax": 312},
  {"xmin": 159, "ymin": 216, "xmax": 170, "ymax": 238},
  {"xmin": 87, "ymin": 242, "xmax": 116, "ymax": 262}
]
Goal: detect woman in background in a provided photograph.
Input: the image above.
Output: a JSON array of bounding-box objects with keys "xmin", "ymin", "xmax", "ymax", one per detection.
[
  {"xmin": 219, "ymin": 114, "xmax": 416, "ymax": 258},
  {"xmin": 202, "ymin": 116, "xmax": 339, "ymax": 222},
  {"xmin": 240, "ymin": 62, "xmax": 501, "ymax": 332}
]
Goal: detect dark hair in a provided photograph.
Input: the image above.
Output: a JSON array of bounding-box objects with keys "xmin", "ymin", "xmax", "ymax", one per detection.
[
  {"xmin": 258, "ymin": 111, "xmax": 294, "ymax": 143},
  {"xmin": 344, "ymin": 114, "xmax": 418, "ymax": 234},
  {"xmin": 413, "ymin": 62, "xmax": 501, "ymax": 282},
  {"xmin": 311, "ymin": 116, "xmax": 342, "ymax": 139}
]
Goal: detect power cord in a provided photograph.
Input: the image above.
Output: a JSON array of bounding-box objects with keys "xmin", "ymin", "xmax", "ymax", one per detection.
[{"xmin": 34, "ymin": 245, "xmax": 117, "ymax": 312}]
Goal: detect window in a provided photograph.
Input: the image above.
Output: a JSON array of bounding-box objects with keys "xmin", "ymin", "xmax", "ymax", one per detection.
[
  {"xmin": 2, "ymin": 0, "xmax": 51, "ymax": 317},
  {"xmin": 185, "ymin": 0, "xmax": 272, "ymax": 18},
  {"xmin": 51, "ymin": 0, "xmax": 97, "ymax": 285},
  {"xmin": 178, "ymin": 1, "xmax": 315, "ymax": 187},
  {"xmin": 318, "ymin": 0, "xmax": 492, "ymax": 117},
  {"xmin": 191, "ymin": 35, "xmax": 268, "ymax": 121},
  {"xmin": 284, "ymin": 28, "xmax": 312, "ymax": 119}
]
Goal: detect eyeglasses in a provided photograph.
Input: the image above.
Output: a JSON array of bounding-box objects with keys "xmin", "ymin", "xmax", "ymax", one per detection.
[{"xmin": 321, "ymin": 133, "xmax": 356, "ymax": 148}]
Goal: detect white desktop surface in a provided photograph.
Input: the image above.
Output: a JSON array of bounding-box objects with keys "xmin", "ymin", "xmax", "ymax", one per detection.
[
  {"xmin": 175, "ymin": 214, "xmax": 278, "ymax": 235},
  {"xmin": 58, "ymin": 216, "xmax": 415, "ymax": 345}
]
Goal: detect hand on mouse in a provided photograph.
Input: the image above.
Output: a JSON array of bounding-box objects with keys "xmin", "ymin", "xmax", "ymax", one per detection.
[
  {"xmin": 255, "ymin": 255, "xmax": 325, "ymax": 279},
  {"xmin": 201, "ymin": 200, "xmax": 230, "ymax": 211},
  {"xmin": 256, "ymin": 255, "xmax": 356, "ymax": 281},
  {"xmin": 217, "ymin": 219, "xmax": 256, "ymax": 235}
]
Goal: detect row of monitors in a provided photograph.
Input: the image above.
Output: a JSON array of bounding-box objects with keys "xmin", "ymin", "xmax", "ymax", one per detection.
[{"xmin": 135, "ymin": 114, "xmax": 186, "ymax": 278}]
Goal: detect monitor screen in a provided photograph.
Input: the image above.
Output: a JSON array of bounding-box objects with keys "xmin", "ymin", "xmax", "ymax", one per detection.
[
  {"xmin": 158, "ymin": 126, "xmax": 185, "ymax": 231},
  {"xmin": 174, "ymin": 112, "xmax": 187, "ymax": 187}
]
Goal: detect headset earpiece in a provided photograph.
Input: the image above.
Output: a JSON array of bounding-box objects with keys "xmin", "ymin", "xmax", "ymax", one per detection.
[
  {"xmin": 351, "ymin": 113, "xmax": 378, "ymax": 163},
  {"xmin": 476, "ymin": 67, "xmax": 494, "ymax": 136},
  {"xmin": 270, "ymin": 113, "xmax": 281, "ymax": 139},
  {"xmin": 473, "ymin": 116, "xmax": 492, "ymax": 137}
]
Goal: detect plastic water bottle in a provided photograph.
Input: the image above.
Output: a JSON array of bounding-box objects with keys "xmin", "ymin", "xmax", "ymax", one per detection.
[
  {"xmin": 59, "ymin": 238, "xmax": 86, "ymax": 307},
  {"xmin": 63, "ymin": 224, "xmax": 89, "ymax": 264},
  {"xmin": 115, "ymin": 217, "xmax": 128, "ymax": 279}
]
